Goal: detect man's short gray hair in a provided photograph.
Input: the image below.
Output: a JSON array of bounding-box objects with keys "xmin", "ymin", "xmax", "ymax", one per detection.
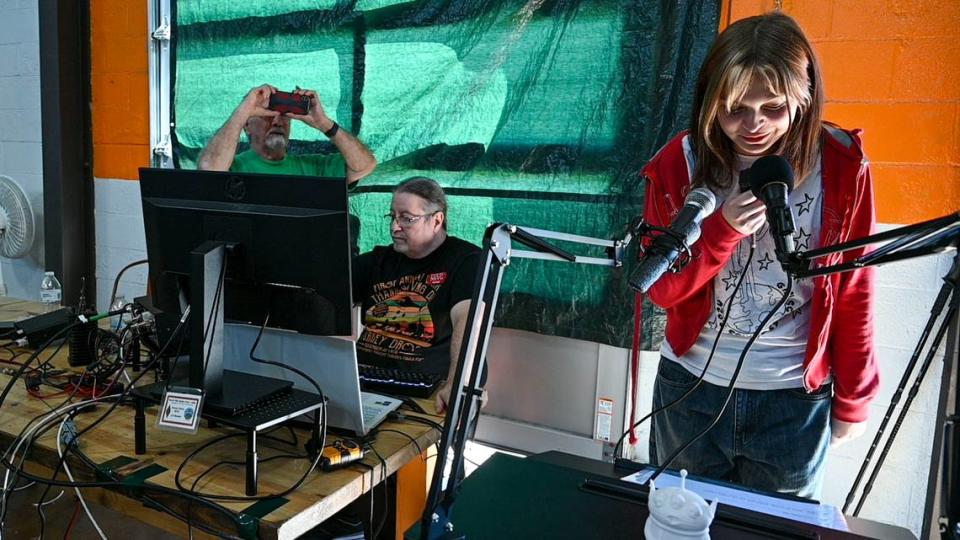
[{"xmin": 394, "ymin": 176, "xmax": 448, "ymax": 229}]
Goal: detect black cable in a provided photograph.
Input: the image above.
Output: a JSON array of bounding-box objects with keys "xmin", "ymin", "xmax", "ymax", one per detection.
[
  {"xmin": 2, "ymin": 312, "xmax": 185, "ymax": 534},
  {"xmin": 400, "ymin": 397, "xmax": 428, "ymax": 415},
  {"xmin": 60, "ymin": 434, "xmax": 246, "ymax": 539},
  {"xmin": 2, "ymin": 312, "xmax": 190, "ymax": 533},
  {"xmin": 1, "ymin": 417, "xmax": 248, "ymax": 539},
  {"xmin": 166, "ymin": 313, "xmax": 330, "ymax": 501},
  {"xmin": 2, "ymin": 297, "xmax": 316, "ymax": 534},
  {"xmin": 367, "ymin": 444, "xmax": 389, "ymax": 539},
  {"xmin": 248, "ymin": 311, "xmax": 326, "ymax": 397},
  {"xmin": 613, "ymin": 244, "xmax": 756, "ymax": 459},
  {"xmin": 174, "ymin": 429, "xmax": 309, "ymax": 492},
  {"xmin": 649, "ymin": 275, "xmax": 794, "ymax": 483},
  {"xmin": 374, "ymin": 428, "xmax": 425, "ymax": 456},
  {"xmin": 349, "ymin": 460, "xmax": 377, "ymax": 538},
  {"xmin": 32, "ymin": 346, "xmax": 134, "ymax": 521},
  {"xmin": 109, "ymin": 259, "xmax": 148, "ymax": 309},
  {"xmin": 0, "ymin": 320, "xmax": 83, "ymax": 530},
  {"xmin": 162, "ymin": 313, "xmax": 191, "ymax": 388},
  {"xmin": 398, "ymin": 413, "xmax": 444, "ymax": 433},
  {"xmin": 190, "ymin": 452, "xmax": 307, "ymax": 492}
]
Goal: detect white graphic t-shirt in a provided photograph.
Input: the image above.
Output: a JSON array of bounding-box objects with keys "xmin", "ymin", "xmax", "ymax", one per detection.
[{"xmin": 663, "ymin": 149, "xmax": 825, "ymax": 390}]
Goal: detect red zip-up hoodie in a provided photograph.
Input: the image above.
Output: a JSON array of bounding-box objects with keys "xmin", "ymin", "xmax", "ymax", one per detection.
[{"xmin": 641, "ymin": 127, "xmax": 879, "ymax": 423}]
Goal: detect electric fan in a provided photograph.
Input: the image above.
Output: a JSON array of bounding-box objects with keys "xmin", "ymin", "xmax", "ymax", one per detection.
[{"xmin": 0, "ymin": 175, "xmax": 36, "ymax": 295}]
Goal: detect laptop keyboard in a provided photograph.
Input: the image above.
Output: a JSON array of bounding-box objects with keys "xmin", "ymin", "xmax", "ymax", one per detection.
[
  {"xmin": 362, "ymin": 403, "xmax": 381, "ymax": 425},
  {"xmin": 358, "ymin": 365, "xmax": 444, "ymax": 398},
  {"xmin": 361, "ymin": 392, "xmax": 401, "ymax": 430}
]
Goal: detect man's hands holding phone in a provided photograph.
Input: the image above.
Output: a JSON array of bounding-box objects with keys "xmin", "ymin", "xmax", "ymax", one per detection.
[
  {"xmin": 268, "ymin": 90, "xmax": 311, "ymax": 116},
  {"xmin": 236, "ymin": 84, "xmax": 280, "ymax": 122},
  {"xmin": 281, "ymin": 87, "xmax": 335, "ymax": 133},
  {"xmin": 238, "ymin": 84, "xmax": 334, "ymax": 132}
]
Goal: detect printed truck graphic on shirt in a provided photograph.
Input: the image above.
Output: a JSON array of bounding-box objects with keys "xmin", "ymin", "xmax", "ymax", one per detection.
[
  {"xmin": 358, "ymin": 270, "xmax": 451, "ymax": 363},
  {"xmin": 365, "ymin": 291, "xmax": 435, "ymax": 347}
]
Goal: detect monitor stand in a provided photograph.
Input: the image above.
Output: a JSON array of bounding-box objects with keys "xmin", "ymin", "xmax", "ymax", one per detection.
[
  {"xmin": 184, "ymin": 240, "xmax": 292, "ymax": 414},
  {"xmin": 130, "ymin": 241, "xmax": 325, "ymax": 495}
]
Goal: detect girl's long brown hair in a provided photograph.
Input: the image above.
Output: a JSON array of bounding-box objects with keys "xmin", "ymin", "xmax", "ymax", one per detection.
[{"xmin": 690, "ymin": 12, "xmax": 824, "ymax": 190}]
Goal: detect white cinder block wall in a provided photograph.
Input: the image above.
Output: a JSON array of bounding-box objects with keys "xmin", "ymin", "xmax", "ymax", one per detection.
[
  {"xmin": 820, "ymin": 228, "xmax": 952, "ymax": 535},
  {"xmin": 94, "ymin": 178, "xmax": 147, "ymax": 312},
  {"xmin": 0, "ymin": 1, "xmax": 45, "ymax": 300}
]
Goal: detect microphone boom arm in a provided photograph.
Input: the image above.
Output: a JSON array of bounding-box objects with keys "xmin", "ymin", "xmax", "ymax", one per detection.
[
  {"xmin": 418, "ymin": 223, "xmax": 624, "ymax": 540},
  {"xmin": 788, "ymin": 211, "xmax": 960, "ymax": 278}
]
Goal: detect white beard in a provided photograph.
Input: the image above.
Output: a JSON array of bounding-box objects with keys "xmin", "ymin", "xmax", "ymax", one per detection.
[{"xmin": 264, "ymin": 134, "xmax": 286, "ymax": 152}]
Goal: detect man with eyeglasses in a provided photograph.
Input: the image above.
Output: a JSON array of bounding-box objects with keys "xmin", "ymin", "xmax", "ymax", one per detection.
[
  {"xmin": 352, "ymin": 177, "xmax": 481, "ymax": 413},
  {"xmin": 197, "ymin": 84, "xmax": 376, "ymax": 184}
]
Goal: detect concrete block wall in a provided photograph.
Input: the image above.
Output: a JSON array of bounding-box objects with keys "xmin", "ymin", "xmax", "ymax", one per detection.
[
  {"xmin": 818, "ymin": 233, "xmax": 951, "ymax": 535},
  {"xmin": 0, "ymin": 1, "xmax": 44, "ymax": 300},
  {"xmin": 94, "ymin": 178, "xmax": 147, "ymax": 311},
  {"xmin": 91, "ymin": 0, "xmax": 150, "ymax": 181},
  {"xmin": 728, "ymin": 0, "xmax": 960, "ymax": 225},
  {"xmin": 90, "ymin": 0, "xmax": 151, "ymax": 311}
]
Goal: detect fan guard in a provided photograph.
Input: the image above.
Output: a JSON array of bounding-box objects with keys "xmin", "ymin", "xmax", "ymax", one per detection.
[{"xmin": 0, "ymin": 175, "xmax": 35, "ymax": 259}]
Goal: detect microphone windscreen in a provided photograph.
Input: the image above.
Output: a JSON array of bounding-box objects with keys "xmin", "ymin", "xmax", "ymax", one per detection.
[
  {"xmin": 685, "ymin": 187, "xmax": 717, "ymax": 217},
  {"xmin": 748, "ymin": 155, "xmax": 795, "ymax": 196}
]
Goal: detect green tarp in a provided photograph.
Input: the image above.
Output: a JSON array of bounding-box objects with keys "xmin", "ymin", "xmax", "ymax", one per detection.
[{"xmin": 172, "ymin": 0, "xmax": 720, "ymax": 349}]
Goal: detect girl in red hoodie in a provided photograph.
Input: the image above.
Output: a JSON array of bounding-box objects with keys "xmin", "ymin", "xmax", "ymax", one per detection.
[{"xmin": 643, "ymin": 12, "xmax": 878, "ymax": 499}]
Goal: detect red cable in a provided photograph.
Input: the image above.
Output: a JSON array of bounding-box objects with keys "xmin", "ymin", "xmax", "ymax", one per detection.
[
  {"xmin": 628, "ymin": 291, "xmax": 643, "ymax": 445},
  {"xmin": 64, "ymin": 499, "xmax": 81, "ymax": 539}
]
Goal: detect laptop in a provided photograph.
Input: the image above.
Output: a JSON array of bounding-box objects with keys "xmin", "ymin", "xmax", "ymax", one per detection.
[{"xmin": 222, "ymin": 323, "xmax": 401, "ymax": 435}]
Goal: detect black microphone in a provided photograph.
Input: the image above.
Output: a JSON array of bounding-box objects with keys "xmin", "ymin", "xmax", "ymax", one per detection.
[
  {"xmin": 745, "ymin": 155, "xmax": 797, "ymax": 267},
  {"xmin": 629, "ymin": 187, "xmax": 717, "ymax": 293}
]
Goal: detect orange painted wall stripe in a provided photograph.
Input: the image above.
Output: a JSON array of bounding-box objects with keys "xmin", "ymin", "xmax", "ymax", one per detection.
[{"xmin": 90, "ymin": 0, "xmax": 150, "ymax": 181}]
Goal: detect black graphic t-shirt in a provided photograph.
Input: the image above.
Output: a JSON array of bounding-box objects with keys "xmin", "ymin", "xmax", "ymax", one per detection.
[{"xmin": 352, "ymin": 236, "xmax": 479, "ymax": 376}]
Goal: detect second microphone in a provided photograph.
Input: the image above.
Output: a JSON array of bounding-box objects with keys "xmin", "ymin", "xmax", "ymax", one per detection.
[{"xmin": 629, "ymin": 187, "xmax": 717, "ymax": 294}]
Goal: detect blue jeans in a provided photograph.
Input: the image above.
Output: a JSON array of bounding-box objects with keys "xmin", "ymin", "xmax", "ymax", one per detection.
[{"xmin": 649, "ymin": 358, "xmax": 832, "ymax": 500}]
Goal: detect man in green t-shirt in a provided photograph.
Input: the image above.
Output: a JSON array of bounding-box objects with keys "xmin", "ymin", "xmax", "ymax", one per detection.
[{"xmin": 197, "ymin": 84, "xmax": 376, "ymax": 185}]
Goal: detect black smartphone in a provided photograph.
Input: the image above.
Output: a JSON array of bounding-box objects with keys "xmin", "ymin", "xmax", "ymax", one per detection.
[{"xmin": 268, "ymin": 90, "xmax": 310, "ymax": 115}]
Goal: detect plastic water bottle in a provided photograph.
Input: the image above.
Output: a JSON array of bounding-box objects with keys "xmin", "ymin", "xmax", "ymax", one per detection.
[{"xmin": 39, "ymin": 271, "xmax": 62, "ymax": 312}]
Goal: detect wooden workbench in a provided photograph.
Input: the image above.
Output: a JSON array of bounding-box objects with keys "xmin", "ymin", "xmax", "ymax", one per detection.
[{"xmin": 0, "ymin": 297, "xmax": 440, "ymax": 539}]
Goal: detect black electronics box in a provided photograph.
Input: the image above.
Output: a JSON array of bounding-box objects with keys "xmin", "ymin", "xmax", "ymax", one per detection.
[{"xmin": 14, "ymin": 307, "xmax": 76, "ymax": 348}]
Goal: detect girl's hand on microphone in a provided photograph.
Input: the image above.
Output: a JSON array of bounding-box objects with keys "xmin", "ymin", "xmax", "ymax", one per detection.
[{"xmin": 722, "ymin": 189, "xmax": 767, "ymax": 235}]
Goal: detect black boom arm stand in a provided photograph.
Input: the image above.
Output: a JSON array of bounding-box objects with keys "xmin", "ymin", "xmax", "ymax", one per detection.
[
  {"xmin": 786, "ymin": 211, "xmax": 960, "ymax": 537},
  {"xmin": 416, "ymin": 223, "xmax": 626, "ymax": 540}
]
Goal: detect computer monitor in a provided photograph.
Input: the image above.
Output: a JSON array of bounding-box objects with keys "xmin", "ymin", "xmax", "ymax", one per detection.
[{"xmin": 139, "ymin": 167, "xmax": 353, "ymax": 412}]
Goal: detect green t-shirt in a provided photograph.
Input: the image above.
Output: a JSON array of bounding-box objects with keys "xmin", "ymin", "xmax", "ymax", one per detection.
[
  {"xmin": 230, "ymin": 149, "xmax": 361, "ymax": 254},
  {"xmin": 230, "ymin": 150, "xmax": 347, "ymax": 178}
]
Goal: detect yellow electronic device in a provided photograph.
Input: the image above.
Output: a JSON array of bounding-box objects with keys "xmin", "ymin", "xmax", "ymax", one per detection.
[{"xmin": 321, "ymin": 439, "xmax": 364, "ymax": 470}]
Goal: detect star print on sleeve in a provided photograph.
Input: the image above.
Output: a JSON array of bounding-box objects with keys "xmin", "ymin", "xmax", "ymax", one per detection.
[
  {"xmin": 795, "ymin": 227, "xmax": 812, "ymax": 250},
  {"xmin": 756, "ymin": 252, "xmax": 774, "ymax": 271},
  {"xmin": 796, "ymin": 193, "xmax": 815, "ymax": 215}
]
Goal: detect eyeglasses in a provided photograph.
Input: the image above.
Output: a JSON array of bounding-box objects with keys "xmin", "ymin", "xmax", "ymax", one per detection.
[{"xmin": 384, "ymin": 211, "xmax": 438, "ymax": 227}]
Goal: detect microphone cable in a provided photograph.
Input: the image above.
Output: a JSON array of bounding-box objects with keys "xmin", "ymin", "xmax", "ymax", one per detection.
[
  {"xmin": 648, "ymin": 273, "xmax": 794, "ymax": 483},
  {"xmin": 614, "ymin": 243, "xmax": 756, "ymax": 460}
]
